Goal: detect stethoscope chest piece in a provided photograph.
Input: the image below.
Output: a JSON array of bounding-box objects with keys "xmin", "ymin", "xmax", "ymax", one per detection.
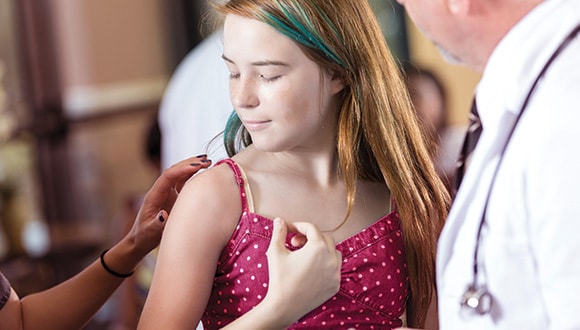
[{"xmin": 461, "ymin": 284, "xmax": 492, "ymax": 315}]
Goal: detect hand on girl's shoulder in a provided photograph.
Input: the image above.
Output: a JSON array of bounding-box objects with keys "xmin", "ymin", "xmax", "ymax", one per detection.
[
  {"xmin": 162, "ymin": 160, "xmax": 243, "ymax": 248},
  {"xmin": 173, "ymin": 161, "xmax": 242, "ymax": 221}
]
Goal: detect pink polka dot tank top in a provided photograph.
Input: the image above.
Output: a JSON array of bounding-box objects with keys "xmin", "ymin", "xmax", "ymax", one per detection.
[{"xmin": 202, "ymin": 159, "xmax": 409, "ymax": 329}]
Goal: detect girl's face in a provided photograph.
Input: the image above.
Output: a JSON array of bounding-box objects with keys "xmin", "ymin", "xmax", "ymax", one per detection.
[{"xmin": 222, "ymin": 14, "xmax": 344, "ymax": 153}]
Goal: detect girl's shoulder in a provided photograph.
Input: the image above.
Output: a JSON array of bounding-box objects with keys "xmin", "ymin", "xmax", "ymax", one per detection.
[
  {"xmin": 176, "ymin": 158, "xmax": 243, "ymax": 217},
  {"xmin": 167, "ymin": 159, "xmax": 244, "ymax": 245}
]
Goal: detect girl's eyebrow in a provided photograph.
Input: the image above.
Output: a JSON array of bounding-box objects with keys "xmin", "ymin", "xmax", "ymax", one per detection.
[{"xmin": 222, "ymin": 54, "xmax": 289, "ymax": 67}]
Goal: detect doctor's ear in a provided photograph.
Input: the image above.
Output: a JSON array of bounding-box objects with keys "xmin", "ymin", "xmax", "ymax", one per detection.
[{"xmin": 447, "ymin": 0, "xmax": 471, "ymax": 15}]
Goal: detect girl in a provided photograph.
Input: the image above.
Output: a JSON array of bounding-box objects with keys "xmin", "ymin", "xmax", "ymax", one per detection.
[{"xmin": 139, "ymin": 0, "xmax": 450, "ymax": 329}]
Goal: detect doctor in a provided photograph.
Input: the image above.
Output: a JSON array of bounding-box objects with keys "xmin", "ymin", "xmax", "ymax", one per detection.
[{"xmin": 395, "ymin": 0, "xmax": 580, "ymax": 328}]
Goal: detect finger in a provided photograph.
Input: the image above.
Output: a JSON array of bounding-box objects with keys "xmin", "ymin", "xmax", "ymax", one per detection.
[
  {"xmin": 290, "ymin": 234, "xmax": 307, "ymax": 248},
  {"xmin": 175, "ymin": 158, "xmax": 212, "ymax": 192},
  {"xmin": 158, "ymin": 210, "xmax": 168, "ymax": 223},
  {"xmin": 162, "ymin": 160, "xmax": 207, "ymax": 210},
  {"xmin": 285, "ymin": 221, "xmax": 325, "ymax": 243},
  {"xmin": 174, "ymin": 164, "xmax": 208, "ymax": 192},
  {"xmin": 267, "ymin": 217, "xmax": 290, "ymax": 255},
  {"xmin": 172, "ymin": 153, "xmax": 208, "ymax": 168},
  {"xmin": 335, "ymin": 250, "xmax": 343, "ymax": 268},
  {"xmin": 150, "ymin": 156, "xmax": 210, "ymax": 195},
  {"xmin": 285, "ymin": 224, "xmax": 308, "ymax": 248},
  {"xmin": 289, "ymin": 222, "xmax": 337, "ymax": 255},
  {"xmin": 140, "ymin": 210, "xmax": 168, "ymax": 253}
]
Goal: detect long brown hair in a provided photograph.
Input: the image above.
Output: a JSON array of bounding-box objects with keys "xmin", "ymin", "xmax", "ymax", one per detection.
[{"xmin": 214, "ymin": 0, "xmax": 451, "ymax": 326}]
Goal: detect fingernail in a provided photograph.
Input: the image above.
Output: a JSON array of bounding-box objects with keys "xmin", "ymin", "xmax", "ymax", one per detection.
[
  {"xmin": 158, "ymin": 212, "xmax": 165, "ymax": 222},
  {"xmin": 190, "ymin": 163, "xmax": 200, "ymax": 166},
  {"xmin": 201, "ymin": 159, "xmax": 211, "ymax": 163},
  {"xmin": 195, "ymin": 154, "xmax": 207, "ymax": 158}
]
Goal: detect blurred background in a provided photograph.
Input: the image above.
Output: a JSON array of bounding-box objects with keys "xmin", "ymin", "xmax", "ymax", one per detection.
[{"xmin": 0, "ymin": 0, "xmax": 480, "ymax": 328}]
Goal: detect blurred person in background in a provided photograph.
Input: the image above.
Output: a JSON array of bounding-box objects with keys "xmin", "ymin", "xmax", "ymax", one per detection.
[
  {"xmin": 402, "ymin": 62, "xmax": 466, "ymax": 191},
  {"xmin": 159, "ymin": 31, "xmax": 231, "ymax": 170}
]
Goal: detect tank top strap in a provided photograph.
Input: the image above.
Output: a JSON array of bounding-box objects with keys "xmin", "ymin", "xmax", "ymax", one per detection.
[{"xmin": 216, "ymin": 158, "xmax": 250, "ymax": 213}]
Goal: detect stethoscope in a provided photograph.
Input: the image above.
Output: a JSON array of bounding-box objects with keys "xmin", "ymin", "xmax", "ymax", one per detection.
[{"xmin": 460, "ymin": 23, "xmax": 580, "ymax": 316}]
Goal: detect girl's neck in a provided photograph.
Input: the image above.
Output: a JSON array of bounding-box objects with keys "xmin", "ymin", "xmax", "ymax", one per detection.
[{"xmin": 235, "ymin": 144, "xmax": 341, "ymax": 188}]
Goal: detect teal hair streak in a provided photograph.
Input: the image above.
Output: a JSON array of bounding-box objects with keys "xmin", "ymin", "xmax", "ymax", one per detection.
[
  {"xmin": 262, "ymin": 2, "xmax": 346, "ymax": 68},
  {"xmin": 224, "ymin": 109, "xmax": 243, "ymax": 156}
]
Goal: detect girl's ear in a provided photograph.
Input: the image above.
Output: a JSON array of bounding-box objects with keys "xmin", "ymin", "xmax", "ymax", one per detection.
[{"xmin": 329, "ymin": 70, "xmax": 346, "ymax": 94}]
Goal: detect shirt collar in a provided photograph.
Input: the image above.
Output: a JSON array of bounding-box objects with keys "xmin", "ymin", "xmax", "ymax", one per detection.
[{"xmin": 475, "ymin": 0, "xmax": 579, "ymax": 131}]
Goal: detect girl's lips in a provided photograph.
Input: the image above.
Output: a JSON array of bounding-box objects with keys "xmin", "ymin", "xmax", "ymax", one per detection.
[{"xmin": 243, "ymin": 120, "xmax": 271, "ymax": 131}]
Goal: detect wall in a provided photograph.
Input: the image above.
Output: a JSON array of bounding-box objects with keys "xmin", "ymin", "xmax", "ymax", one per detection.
[
  {"xmin": 44, "ymin": 0, "xmax": 179, "ymax": 248},
  {"xmin": 50, "ymin": 0, "xmax": 172, "ymax": 118}
]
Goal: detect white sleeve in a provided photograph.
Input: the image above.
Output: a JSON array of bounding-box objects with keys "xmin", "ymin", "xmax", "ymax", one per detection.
[{"xmin": 159, "ymin": 32, "xmax": 232, "ymax": 170}]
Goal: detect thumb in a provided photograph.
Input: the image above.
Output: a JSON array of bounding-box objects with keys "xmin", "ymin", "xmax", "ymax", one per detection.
[
  {"xmin": 151, "ymin": 210, "xmax": 168, "ymax": 238},
  {"xmin": 157, "ymin": 210, "xmax": 168, "ymax": 224},
  {"xmin": 268, "ymin": 217, "xmax": 289, "ymax": 255}
]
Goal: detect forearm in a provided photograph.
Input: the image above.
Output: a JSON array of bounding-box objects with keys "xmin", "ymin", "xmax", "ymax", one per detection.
[{"xmin": 20, "ymin": 238, "xmax": 143, "ymax": 330}]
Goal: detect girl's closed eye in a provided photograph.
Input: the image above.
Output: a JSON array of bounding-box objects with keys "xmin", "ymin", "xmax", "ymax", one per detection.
[
  {"xmin": 229, "ymin": 72, "xmax": 241, "ymax": 79},
  {"xmin": 260, "ymin": 74, "xmax": 281, "ymax": 82}
]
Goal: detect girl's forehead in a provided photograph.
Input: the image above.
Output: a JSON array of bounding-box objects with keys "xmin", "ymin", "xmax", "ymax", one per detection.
[{"xmin": 222, "ymin": 14, "xmax": 308, "ymax": 64}]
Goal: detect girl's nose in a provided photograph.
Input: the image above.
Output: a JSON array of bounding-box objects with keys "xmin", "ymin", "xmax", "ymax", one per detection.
[{"xmin": 230, "ymin": 77, "xmax": 259, "ymax": 109}]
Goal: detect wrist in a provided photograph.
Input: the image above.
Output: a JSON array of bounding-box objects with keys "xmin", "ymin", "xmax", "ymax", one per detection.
[
  {"xmin": 221, "ymin": 295, "xmax": 292, "ymax": 330},
  {"xmin": 252, "ymin": 296, "xmax": 295, "ymax": 329},
  {"xmin": 100, "ymin": 240, "xmax": 142, "ymax": 276},
  {"xmin": 100, "ymin": 249, "xmax": 134, "ymax": 278}
]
